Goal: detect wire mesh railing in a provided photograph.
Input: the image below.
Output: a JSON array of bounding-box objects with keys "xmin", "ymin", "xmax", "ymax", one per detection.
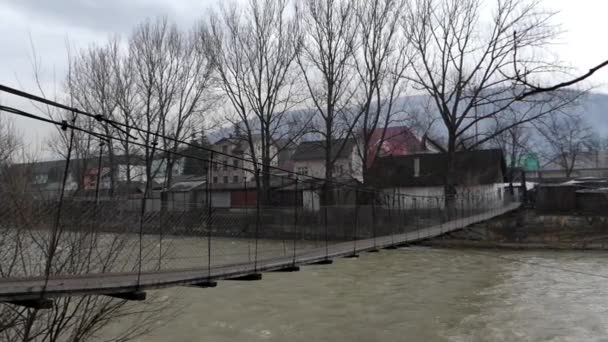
[
  {"xmin": 0, "ymin": 83, "xmax": 519, "ymax": 297},
  {"xmin": 0, "ymin": 184, "xmax": 516, "ymax": 283}
]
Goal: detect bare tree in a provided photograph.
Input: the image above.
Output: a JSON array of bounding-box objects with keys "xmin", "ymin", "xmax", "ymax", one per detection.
[
  {"xmin": 68, "ymin": 39, "xmax": 121, "ymax": 194},
  {"xmin": 297, "ymin": 0, "xmax": 359, "ymax": 203},
  {"xmin": 351, "ymin": 0, "xmax": 412, "ymax": 183},
  {"xmin": 129, "ymin": 18, "xmax": 177, "ymax": 191},
  {"xmin": 128, "ymin": 18, "xmax": 215, "ymax": 200},
  {"xmin": 0, "ymin": 145, "xmax": 173, "ymax": 342},
  {"xmin": 0, "ymin": 113, "xmax": 21, "ymax": 167},
  {"xmin": 203, "ymin": 0, "xmax": 303, "ymax": 203},
  {"xmin": 112, "ymin": 44, "xmax": 141, "ymax": 188},
  {"xmin": 404, "ymin": 0, "xmax": 578, "ymax": 206},
  {"xmin": 537, "ymin": 113, "xmax": 594, "ymax": 179}
]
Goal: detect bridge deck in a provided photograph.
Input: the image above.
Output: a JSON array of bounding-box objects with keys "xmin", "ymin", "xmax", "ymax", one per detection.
[{"xmin": 0, "ymin": 203, "xmax": 519, "ymax": 302}]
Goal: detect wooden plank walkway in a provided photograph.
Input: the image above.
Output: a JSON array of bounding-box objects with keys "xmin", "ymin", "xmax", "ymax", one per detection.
[{"xmin": 0, "ymin": 203, "xmax": 519, "ymax": 302}]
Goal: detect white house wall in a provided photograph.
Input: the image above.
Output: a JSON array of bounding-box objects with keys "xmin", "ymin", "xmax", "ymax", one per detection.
[
  {"xmin": 302, "ymin": 189, "xmax": 320, "ymax": 211},
  {"xmin": 292, "ymin": 146, "xmax": 363, "ymax": 181},
  {"xmin": 211, "ymin": 191, "xmax": 231, "ymax": 208},
  {"xmin": 384, "ymin": 184, "xmax": 504, "ymax": 210}
]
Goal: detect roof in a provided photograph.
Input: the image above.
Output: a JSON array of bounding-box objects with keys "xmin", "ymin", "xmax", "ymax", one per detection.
[
  {"xmin": 541, "ymin": 151, "xmax": 608, "ymax": 171},
  {"xmin": 366, "ymin": 149, "xmax": 506, "ymax": 188},
  {"xmin": 291, "ymin": 138, "xmax": 356, "ymax": 161},
  {"xmin": 169, "ymin": 176, "xmax": 207, "ymax": 192},
  {"xmin": 365, "ymin": 126, "xmax": 426, "ymax": 168}
]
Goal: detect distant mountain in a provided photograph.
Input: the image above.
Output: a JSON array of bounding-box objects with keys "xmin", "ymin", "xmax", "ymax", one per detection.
[
  {"xmin": 207, "ymin": 91, "xmax": 608, "ymax": 143},
  {"xmin": 576, "ymin": 92, "xmax": 608, "ymax": 135}
]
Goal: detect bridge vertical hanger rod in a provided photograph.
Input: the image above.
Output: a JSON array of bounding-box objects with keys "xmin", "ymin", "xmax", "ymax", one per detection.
[
  {"xmin": 254, "ymin": 168, "xmax": 261, "ymax": 272},
  {"xmin": 390, "ymin": 192, "xmax": 395, "ymax": 246},
  {"xmin": 41, "ymin": 114, "xmax": 76, "ymax": 300},
  {"xmin": 437, "ymin": 197, "xmax": 442, "ymax": 235},
  {"xmin": 204, "ymin": 152, "xmax": 216, "ymax": 287},
  {"xmin": 414, "ymin": 197, "xmax": 419, "ymax": 240},
  {"xmin": 281, "ymin": 177, "xmax": 287, "ymax": 256},
  {"xmin": 324, "ymin": 187, "xmax": 329, "ymax": 260},
  {"xmin": 369, "ymin": 194, "xmax": 379, "ymax": 253},
  {"xmin": 244, "ymin": 176, "xmax": 251, "ymax": 262},
  {"xmin": 292, "ymin": 177, "xmax": 298, "ymax": 266},
  {"xmin": 345, "ymin": 188, "xmax": 359, "ymax": 258},
  {"xmin": 94, "ymin": 141, "xmax": 104, "ymax": 204}
]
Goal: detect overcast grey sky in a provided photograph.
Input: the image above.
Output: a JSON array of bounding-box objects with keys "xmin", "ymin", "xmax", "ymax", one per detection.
[{"xmin": 1, "ymin": 0, "xmax": 607, "ymax": 156}]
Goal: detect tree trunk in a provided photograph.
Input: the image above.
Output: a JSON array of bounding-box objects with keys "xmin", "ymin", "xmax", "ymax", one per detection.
[{"xmin": 444, "ymin": 131, "xmax": 457, "ymax": 217}]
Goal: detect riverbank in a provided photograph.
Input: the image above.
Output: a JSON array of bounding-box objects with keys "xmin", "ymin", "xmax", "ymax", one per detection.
[{"xmin": 423, "ymin": 208, "xmax": 608, "ymax": 251}]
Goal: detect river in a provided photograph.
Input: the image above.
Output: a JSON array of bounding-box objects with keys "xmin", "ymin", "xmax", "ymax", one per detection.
[{"xmin": 102, "ymin": 247, "xmax": 608, "ymax": 341}]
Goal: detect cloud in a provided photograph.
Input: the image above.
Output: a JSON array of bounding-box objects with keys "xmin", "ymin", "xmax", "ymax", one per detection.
[{"xmin": 3, "ymin": 0, "xmax": 184, "ymax": 33}]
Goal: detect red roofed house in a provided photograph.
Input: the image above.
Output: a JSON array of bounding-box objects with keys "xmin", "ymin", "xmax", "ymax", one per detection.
[{"xmin": 365, "ymin": 126, "xmax": 428, "ymax": 169}]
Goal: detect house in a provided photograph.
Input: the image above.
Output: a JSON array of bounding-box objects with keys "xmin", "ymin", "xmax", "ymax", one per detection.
[
  {"xmin": 291, "ymin": 138, "xmax": 363, "ymax": 181},
  {"xmin": 7, "ymin": 159, "xmax": 79, "ymax": 197},
  {"xmin": 529, "ymin": 151, "xmax": 608, "ymax": 182},
  {"xmin": 165, "ymin": 175, "xmax": 208, "ymax": 210},
  {"xmin": 366, "ymin": 149, "xmax": 507, "ymax": 208},
  {"xmin": 365, "ymin": 126, "xmax": 428, "ymax": 168},
  {"xmin": 210, "ymin": 135, "xmax": 279, "ymax": 185},
  {"xmin": 291, "ymin": 127, "xmax": 431, "ymax": 182}
]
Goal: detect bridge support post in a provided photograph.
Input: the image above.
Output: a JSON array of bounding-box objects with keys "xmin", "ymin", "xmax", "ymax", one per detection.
[
  {"xmin": 106, "ymin": 291, "xmax": 146, "ymax": 301},
  {"xmin": 191, "ymin": 281, "xmax": 218, "ymax": 288},
  {"xmin": 6, "ymin": 299, "xmax": 54, "ymax": 310},
  {"xmin": 269, "ymin": 265, "xmax": 300, "ymax": 272},
  {"xmin": 226, "ymin": 273, "xmax": 262, "ymax": 281},
  {"xmin": 306, "ymin": 259, "xmax": 333, "ymax": 265}
]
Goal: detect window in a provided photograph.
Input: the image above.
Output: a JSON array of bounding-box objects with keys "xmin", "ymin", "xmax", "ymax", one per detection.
[
  {"xmin": 33, "ymin": 174, "xmax": 48, "ymax": 185},
  {"xmin": 213, "ymin": 176, "xmax": 218, "ymax": 184},
  {"xmin": 233, "ymin": 159, "xmax": 238, "ymax": 169},
  {"xmin": 414, "ymin": 158, "xmax": 420, "ymax": 177},
  {"xmin": 223, "ymin": 161, "xmax": 228, "ymax": 171},
  {"xmin": 233, "ymin": 175, "xmax": 239, "ymax": 183},
  {"xmin": 297, "ymin": 166, "xmax": 308, "ymax": 176},
  {"xmin": 222, "ymin": 146, "xmax": 228, "ymax": 153},
  {"xmin": 336, "ymin": 164, "xmax": 344, "ymax": 174},
  {"xmin": 223, "ymin": 176, "xmax": 228, "ymax": 184}
]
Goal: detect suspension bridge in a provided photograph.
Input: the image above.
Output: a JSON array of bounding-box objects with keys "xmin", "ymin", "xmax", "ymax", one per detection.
[{"xmin": 0, "ymin": 84, "xmax": 520, "ymax": 308}]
